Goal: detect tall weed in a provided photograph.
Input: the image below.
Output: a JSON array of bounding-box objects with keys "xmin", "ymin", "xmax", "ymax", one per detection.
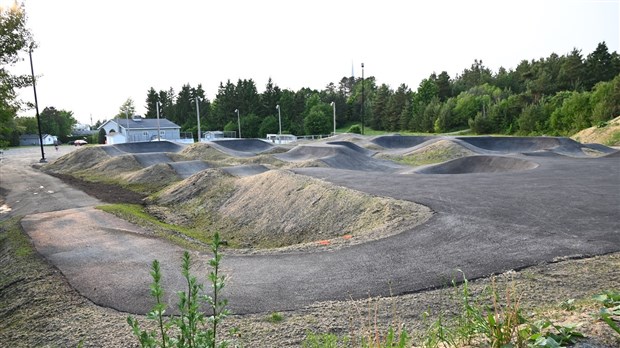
[{"xmin": 127, "ymin": 232, "xmax": 229, "ymax": 348}]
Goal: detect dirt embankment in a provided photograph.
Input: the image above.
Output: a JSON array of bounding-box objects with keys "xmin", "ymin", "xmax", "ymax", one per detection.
[
  {"xmin": 572, "ymin": 116, "xmax": 620, "ymax": 146},
  {"xmin": 153, "ymin": 169, "xmax": 432, "ymax": 250}
]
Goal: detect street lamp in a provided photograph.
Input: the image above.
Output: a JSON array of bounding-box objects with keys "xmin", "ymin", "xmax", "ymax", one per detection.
[
  {"xmin": 361, "ymin": 62, "xmax": 365, "ymax": 135},
  {"xmin": 155, "ymin": 101, "xmax": 162, "ymax": 141},
  {"xmin": 330, "ymin": 101, "xmax": 336, "ymax": 136},
  {"xmin": 234, "ymin": 109, "xmax": 241, "ymax": 138},
  {"xmin": 275, "ymin": 104, "xmax": 281, "ymax": 144},
  {"xmin": 125, "ymin": 108, "xmax": 131, "ymax": 143},
  {"xmin": 195, "ymin": 97, "xmax": 201, "ymax": 143},
  {"xmin": 28, "ymin": 42, "xmax": 45, "ymax": 162}
]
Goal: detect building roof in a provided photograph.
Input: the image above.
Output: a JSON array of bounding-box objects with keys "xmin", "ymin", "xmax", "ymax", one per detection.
[
  {"xmin": 19, "ymin": 134, "xmax": 54, "ymax": 140},
  {"xmin": 100, "ymin": 118, "xmax": 181, "ymax": 130}
]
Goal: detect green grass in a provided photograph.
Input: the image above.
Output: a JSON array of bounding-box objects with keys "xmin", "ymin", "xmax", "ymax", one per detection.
[
  {"xmin": 335, "ymin": 123, "xmax": 431, "ymax": 136},
  {"xmin": 266, "ymin": 312, "xmax": 284, "ymax": 323},
  {"xmin": 0, "ymin": 217, "xmax": 33, "ymax": 257},
  {"xmin": 97, "ymin": 204, "xmax": 215, "ymax": 249}
]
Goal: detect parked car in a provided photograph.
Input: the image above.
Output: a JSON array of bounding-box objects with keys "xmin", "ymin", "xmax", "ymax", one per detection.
[{"xmin": 74, "ymin": 140, "xmax": 87, "ymax": 146}]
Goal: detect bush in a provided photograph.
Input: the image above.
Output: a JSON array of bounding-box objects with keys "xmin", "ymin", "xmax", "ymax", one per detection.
[{"xmin": 348, "ymin": 125, "xmax": 362, "ymax": 134}]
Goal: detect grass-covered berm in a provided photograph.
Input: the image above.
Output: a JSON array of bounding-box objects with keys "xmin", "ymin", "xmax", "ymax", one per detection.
[{"xmin": 152, "ymin": 168, "xmax": 431, "ymax": 250}]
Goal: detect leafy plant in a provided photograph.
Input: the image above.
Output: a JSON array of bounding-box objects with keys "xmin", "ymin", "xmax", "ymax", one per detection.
[
  {"xmin": 525, "ymin": 320, "xmax": 585, "ymax": 347},
  {"xmin": 559, "ymin": 299, "xmax": 576, "ymax": 311},
  {"xmin": 451, "ymin": 271, "xmax": 525, "ymax": 347},
  {"xmin": 593, "ymin": 290, "xmax": 620, "ymax": 335},
  {"xmin": 127, "ymin": 232, "xmax": 230, "ymax": 348}
]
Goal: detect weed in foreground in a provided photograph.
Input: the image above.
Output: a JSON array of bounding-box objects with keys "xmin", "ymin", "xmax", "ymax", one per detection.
[
  {"xmin": 127, "ymin": 232, "xmax": 229, "ymax": 348},
  {"xmin": 593, "ymin": 290, "xmax": 620, "ymax": 335},
  {"xmin": 303, "ymin": 271, "xmax": 588, "ymax": 348}
]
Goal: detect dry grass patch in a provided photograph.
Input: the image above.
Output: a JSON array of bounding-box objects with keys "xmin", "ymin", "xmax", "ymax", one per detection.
[{"xmin": 572, "ymin": 116, "xmax": 620, "ymax": 146}]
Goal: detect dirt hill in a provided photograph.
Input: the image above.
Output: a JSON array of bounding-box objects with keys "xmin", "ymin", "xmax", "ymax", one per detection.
[
  {"xmin": 572, "ymin": 116, "xmax": 620, "ymax": 146},
  {"xmin": 153, "ymin": 169, "xmax": 432, "ymax": 250}
]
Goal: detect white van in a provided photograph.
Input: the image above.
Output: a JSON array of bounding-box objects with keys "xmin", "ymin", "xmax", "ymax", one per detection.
[{"xmin": 265, "ymin": 134, "xmax": 297, "ymax": 144}]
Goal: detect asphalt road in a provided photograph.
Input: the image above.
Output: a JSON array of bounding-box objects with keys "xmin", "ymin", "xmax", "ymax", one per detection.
[
  {"xmin": 3, "ymin": 144, "xmax": 620, "ymax": 315},
  {"xmin": 0, "ymin": 146, "xmax": 100, "ymax": 219}
]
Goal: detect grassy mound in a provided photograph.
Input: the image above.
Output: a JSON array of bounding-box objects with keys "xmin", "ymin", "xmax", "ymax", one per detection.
[
  {"xmin": 123, "ymin": 163, "xmax": 181, "ymax": 193},
  {"xmin": 181, "ymin": 143, "xmax": 234, "ymax": 161},
  {"xmin": 154, "ymin": 169, "xmax": 431, "ymax": 249},
  {"xmin": 43, "ymin": 146, "xmax": 110, "ymax": 173}
]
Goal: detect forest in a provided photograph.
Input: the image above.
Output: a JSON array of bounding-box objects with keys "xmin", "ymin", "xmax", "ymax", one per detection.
[{"xmin": 132, "ymin": 42, "xmax": 620, "ymax": 139}]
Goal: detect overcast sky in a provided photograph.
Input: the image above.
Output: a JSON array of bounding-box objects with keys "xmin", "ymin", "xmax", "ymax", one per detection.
[{"xmin": 8, "ymin": 0, "xmax": 620, "ymax": 125}]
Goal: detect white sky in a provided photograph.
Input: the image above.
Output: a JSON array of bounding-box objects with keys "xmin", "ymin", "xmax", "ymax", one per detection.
[{"xmin": 8, "ymin": 0, "xmax": 620, "ymax": 125}]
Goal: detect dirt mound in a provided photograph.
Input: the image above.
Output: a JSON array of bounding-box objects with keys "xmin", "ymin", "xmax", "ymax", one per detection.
[
  {"xmin": 215, "ymin": 170, "xmax": 432, "ymax": 248},
  {"xmin": 180, "ymin": 143, "xmax": 234, "ymax": 161},
  {"xmin": 572, "ymin": 116, "xmax": 620, "ymax": 146},
  {"xmin": 154, "ymin": 169, "xmax": 431, "ymax": 249},
  {"xmin": 155, "ymin": 168, "xmax": 236, "ymax": 206},
  {"xmin": 87, "ymin": 155, "xmax": 143, "ymax": 176},
  {"xmin": 43, "ymin": 147, "xmax": 111, "ymax": 173},
  {"xmin": 379, "ymin": 139, "xmax": 475, "ymax": 167},
  {"xmin": 123, "ymin": 163, "xmax": 181, "ymax": 192},
  {"xmin": 416, "ymin": 155, "xmax": 539, "ymax": 174}
]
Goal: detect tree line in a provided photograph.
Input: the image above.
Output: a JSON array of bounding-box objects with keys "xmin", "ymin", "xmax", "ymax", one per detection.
[
  {"xmin": 137, "ymin": 42, "xmax": 619, "ymax": 138},
  {"xmin": 2, "ymin": 0, "xmax": 619, "ymax": 147}
]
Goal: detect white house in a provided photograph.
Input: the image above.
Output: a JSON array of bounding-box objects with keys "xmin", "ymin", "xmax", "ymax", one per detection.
[
  {"xmin": 19, "ymin": 134, "xmax": 57, "ymax": 146},
  {"xmin": 98, "ymin": 117, "xmax": 182, "ymax": 144}
]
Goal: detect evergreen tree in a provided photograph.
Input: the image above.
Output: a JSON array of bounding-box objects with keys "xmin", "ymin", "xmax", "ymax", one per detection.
[
  {"xmin": 585, "ymin": 42, "xmax": 617, "ymax": 89},
  {"xmin": 558, "ymin": 48, "xmax": 585, "ymax": 91},
  {"xmin": 371, "ymin": 84, "xmax": 392, "ymax": 130},
  {"xmin": 145, "ymin": 87, "xmax": 159, "ymax": 118},
  {"xmin": 260, "ymin": 78, "xmax": 281, "ymax": 118},
  {"xmin": 436, "ymin": 71, "xmax": 452, "ymax": 101}
]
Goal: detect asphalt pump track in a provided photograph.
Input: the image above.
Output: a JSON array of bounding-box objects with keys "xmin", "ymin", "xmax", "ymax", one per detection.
[{"xmin": 12, "ymin": 137, "xmax": 620, "ymax": 315}]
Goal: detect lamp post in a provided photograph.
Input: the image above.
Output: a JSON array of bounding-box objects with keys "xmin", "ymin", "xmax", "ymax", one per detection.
[
  {"xmin": 361, "ymin": 62, "xmax": 365, "ymax": 135},
  {"xmin": 195, "ymin": 97, "xmax": 201, "ymax": 143},
  {"xmin": 330, "ymin": 101, "xmax": 336, "ymax": 135},
  {"xmin": 28, "ymin": 43, "xmax": 45, "ymax": 162},
  {"xmin": 125, "ymin": 108, "xmax": 131, "ymax": 143},
  {"xmin": 155, "ymin": 101, "xmax": 162, "ymax": 141},
  {"xmin": 235, "ymin": 109, "xmax": 241, "ymax": 138},
  {"xmin": 275, "ymin": 104, "xmax": 281, "ymax": 144}
]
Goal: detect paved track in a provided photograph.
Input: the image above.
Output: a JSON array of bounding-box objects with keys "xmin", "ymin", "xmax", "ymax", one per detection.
[{"xmin": 4, "ymin": 140, "xmax": 620, "ymax": 315}]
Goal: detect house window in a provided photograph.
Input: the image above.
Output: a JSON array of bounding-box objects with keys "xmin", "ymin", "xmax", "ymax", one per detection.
[
  {"xmin": 160, "ymin": 131, "xmax": 165, "ymax": 135},
  {"xmin": 143, "ymin": 131, "xmax": 149, "ymax": 136}
]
